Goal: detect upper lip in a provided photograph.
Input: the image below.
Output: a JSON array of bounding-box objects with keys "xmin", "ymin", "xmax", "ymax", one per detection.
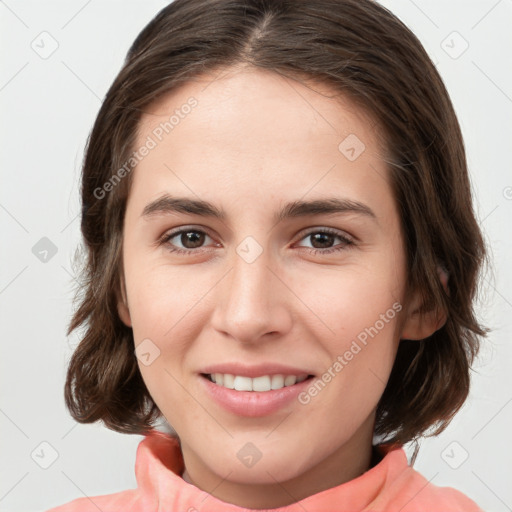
[{"xmin": 199, "ymin": 363, "xmax": 314, "ymax": 378}]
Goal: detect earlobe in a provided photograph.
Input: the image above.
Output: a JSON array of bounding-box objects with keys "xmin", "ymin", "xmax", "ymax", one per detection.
[
  {"xmin": 437, "ymin": 264, "xmax": 449, "ymax": 295},
  {"xmin": 400, "ymin": 303, "xmax": 447, "ymax": 341},
  {"xmin": 400, "ymin": 265, "xmax": 449, "ymax": 341},
  {"xmin": 117, "ymin": 277, "xmax": 132, "ymax": 327}
]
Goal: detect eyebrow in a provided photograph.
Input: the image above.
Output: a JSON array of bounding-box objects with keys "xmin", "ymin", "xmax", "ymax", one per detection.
[{"xmin": 141, "ymin": 194, "xmax": 377, "ymax": 224}]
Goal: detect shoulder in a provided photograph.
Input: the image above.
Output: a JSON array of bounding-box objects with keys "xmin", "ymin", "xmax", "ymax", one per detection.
[
  {"xmin": 44, "ymin": 488, "xmax": 147, "ymax": 512},
  {"xmin": 375, "ymin": 447, "xmax": 483, "ymax": 512},
  {"xmin": 394, "ymin": 476, "xmax": 484, "ymax": 512}
]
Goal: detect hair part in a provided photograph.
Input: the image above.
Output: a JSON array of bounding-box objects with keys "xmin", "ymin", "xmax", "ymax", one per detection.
[{"xmin": 65, "ymin": 0, "xmax": 490, "ymax": 446}]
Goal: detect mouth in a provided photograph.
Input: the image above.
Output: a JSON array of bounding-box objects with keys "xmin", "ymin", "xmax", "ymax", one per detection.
[
  {"xmin": 199, "ymin": 371, "xmax": 316, "ymax": 417},
  {"xmin": 197, "ymin": 362, "xmax": 317, "ymax": 416},
  {"xmin": 200, "ymin": 373, "xmax": 315, "ymax": 392}
]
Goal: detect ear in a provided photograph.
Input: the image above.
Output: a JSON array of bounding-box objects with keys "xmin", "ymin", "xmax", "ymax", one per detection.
[
  {"xmin": 117, "ymin": 275, "xmax": 132, "ymax": 327},
  {"xmin": 400, "ymin": 265, "xmax": 449, "ymax": 341}
]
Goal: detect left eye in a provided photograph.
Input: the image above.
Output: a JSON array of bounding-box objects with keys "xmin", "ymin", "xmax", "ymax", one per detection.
[
  {"xmin": 159, "ymin": 227, "xmax": 354, "ymax": 255},
  {"xmin": 295, "ymin": 229, "xmax": 353, "ymax": 253}
]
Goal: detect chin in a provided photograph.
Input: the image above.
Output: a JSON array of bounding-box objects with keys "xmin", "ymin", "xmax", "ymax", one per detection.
[{"xmin": 206, "ymin": 446, "xmax": 308, "ymax": 485}]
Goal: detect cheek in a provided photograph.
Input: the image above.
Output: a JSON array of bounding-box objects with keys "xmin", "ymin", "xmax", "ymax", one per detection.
[
  {"xmin": 125, "ymin": 260, "xmax": 205, "ymax": 336},
  {"xmin": 293, "ymin": 260, "xmax": 402, "ymax": 336},
  {"xmin": 294, "ymin": 263, "xmax": 402, "ymax": 394},
  {"xmin": 126, "ymin": 250, "xmax": 403, "ymax": 352}
]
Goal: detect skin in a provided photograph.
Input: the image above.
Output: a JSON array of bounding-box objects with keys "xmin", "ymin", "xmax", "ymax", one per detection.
[{"xmin": 117, "ymin": 65, "xmax": 446, "ymax": 509}]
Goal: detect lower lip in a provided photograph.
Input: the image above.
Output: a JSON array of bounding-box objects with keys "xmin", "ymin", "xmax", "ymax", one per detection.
[{"xmin": 199, "ymin": 375, "xmax": 314, "ymax": 417}]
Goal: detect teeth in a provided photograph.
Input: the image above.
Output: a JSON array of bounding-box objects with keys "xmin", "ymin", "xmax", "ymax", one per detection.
[
  {"xmin": 285, "ymin": 375, "xmax": 297, "ymax": 386},
  {"xmin": 208, "ymin": 373, "xmax": 309, "ymax": 391},
  {"xmin": 234, "ymin": 375, "xmax": 254, "ymax": 391},
  {"xmin": 271, "ymin": 374, "xmax": 284, "ymax": 390},
  {"xmin": 223, "ymin": 374, "xmax": 234, "ymax": 389}
]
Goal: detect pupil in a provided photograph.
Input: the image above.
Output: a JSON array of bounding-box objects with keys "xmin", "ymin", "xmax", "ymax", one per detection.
[
  {"xmin": 182, "ymin": 231, "xmax": 204, "ymax": 248},
  {"xmin": 179, "ymin": 232, "xmax": 334, "ymax": 250},
  {"xmin": 311, "ymin": 233, "xmax": 333, "ymax": 249}
]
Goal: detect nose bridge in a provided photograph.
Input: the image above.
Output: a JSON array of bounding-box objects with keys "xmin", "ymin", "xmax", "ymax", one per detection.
[
  {"xmin": 233, "ymin": 238, "xmax": 272, "ymax": 304},
  {"xmin": 211, "ymin": 236, "xmax": 291, "ymax": 343}
]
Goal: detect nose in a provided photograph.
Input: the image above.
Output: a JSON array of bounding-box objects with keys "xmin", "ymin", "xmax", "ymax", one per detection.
[{"xmin": 210, "ymin": 243, "xmax": 293, "ymax": 345}]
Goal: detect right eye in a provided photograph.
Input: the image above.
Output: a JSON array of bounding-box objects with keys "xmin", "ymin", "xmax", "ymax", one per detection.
[{"xmin": 159, "ymin": 228, "xmax": 217, "ymax": 255}]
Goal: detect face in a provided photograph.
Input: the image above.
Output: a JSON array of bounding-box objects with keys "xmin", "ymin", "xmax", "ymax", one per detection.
[{"xmin": 117, "ymin": 66, "xmax": 437, "ymax": 508}]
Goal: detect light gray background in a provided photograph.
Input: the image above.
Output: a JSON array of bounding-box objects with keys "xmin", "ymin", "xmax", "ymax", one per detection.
[{"xmin": 1, "ymin": 1, "xmax": 511, "ymax": 511}]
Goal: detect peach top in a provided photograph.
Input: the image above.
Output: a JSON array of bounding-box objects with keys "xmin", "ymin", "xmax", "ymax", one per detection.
[{"xmin": 47, "ymin": 429, "xmax": 483, "ymax": 511}]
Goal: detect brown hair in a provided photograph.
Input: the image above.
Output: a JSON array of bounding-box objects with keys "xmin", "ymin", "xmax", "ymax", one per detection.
[{"xmin": 65, "ymin": 0, "xmax": 490, "ymax": 446}]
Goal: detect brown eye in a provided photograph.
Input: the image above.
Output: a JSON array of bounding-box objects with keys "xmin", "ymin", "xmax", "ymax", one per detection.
[
  {"xmin": 296, "ymin": 228, "xmax": 354, "ymax": 254},
  {"xmin": 160, "ymin": 228, "xmax": 215, "ymax": 255},
  {"xmin": 309, "ymin": 232, "xmax": 336, "ymax": 249},
  {"xmin": 177, "ymin": 230, "xmax": 206, "ymax": 249}
]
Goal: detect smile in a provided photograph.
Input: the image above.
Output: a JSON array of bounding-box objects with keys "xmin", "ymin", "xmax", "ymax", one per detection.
[
  {"xmin": 203, "ymin": 373, "xmax": 311, "ymax": 391},
  {"xmin": 199, "ymin": 373, "xmax": 315, "ymax": 417}
]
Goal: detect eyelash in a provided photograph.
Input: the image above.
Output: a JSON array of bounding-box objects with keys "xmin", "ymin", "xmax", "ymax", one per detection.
[{"xmin": 158, "ymin": 227, "xmax": 354, "ymax": 256}]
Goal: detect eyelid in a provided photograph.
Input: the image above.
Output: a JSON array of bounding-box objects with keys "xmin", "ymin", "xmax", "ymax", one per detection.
[
  {"xmin": 158, "ymin": 225, "xmax": 217, "ymax": 247},
  {"xmin": 159, "ymin": 224, "xmax": 355, "ymax": 256},
  {"xmin": 294, "ymin": 226, "xmax": 355, "ymax": 244},
  {"xmin": 159, "ymin": 225, "xmax": 353, "ymax": 244}
]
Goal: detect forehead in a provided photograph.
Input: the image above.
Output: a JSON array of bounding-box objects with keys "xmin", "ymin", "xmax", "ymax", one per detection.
[
  {"xmin": 136, "ymin": 66, "xmax": 384, "ymax": 153},
  {"xmin": 129, "ymin": 66, "xmax": 394, "ymax": 222}
]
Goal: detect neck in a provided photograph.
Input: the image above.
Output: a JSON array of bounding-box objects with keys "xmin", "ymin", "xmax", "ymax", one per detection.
[{"xmin": 180, "ymin": 414, "xmax": 376, "ymax": 509}]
